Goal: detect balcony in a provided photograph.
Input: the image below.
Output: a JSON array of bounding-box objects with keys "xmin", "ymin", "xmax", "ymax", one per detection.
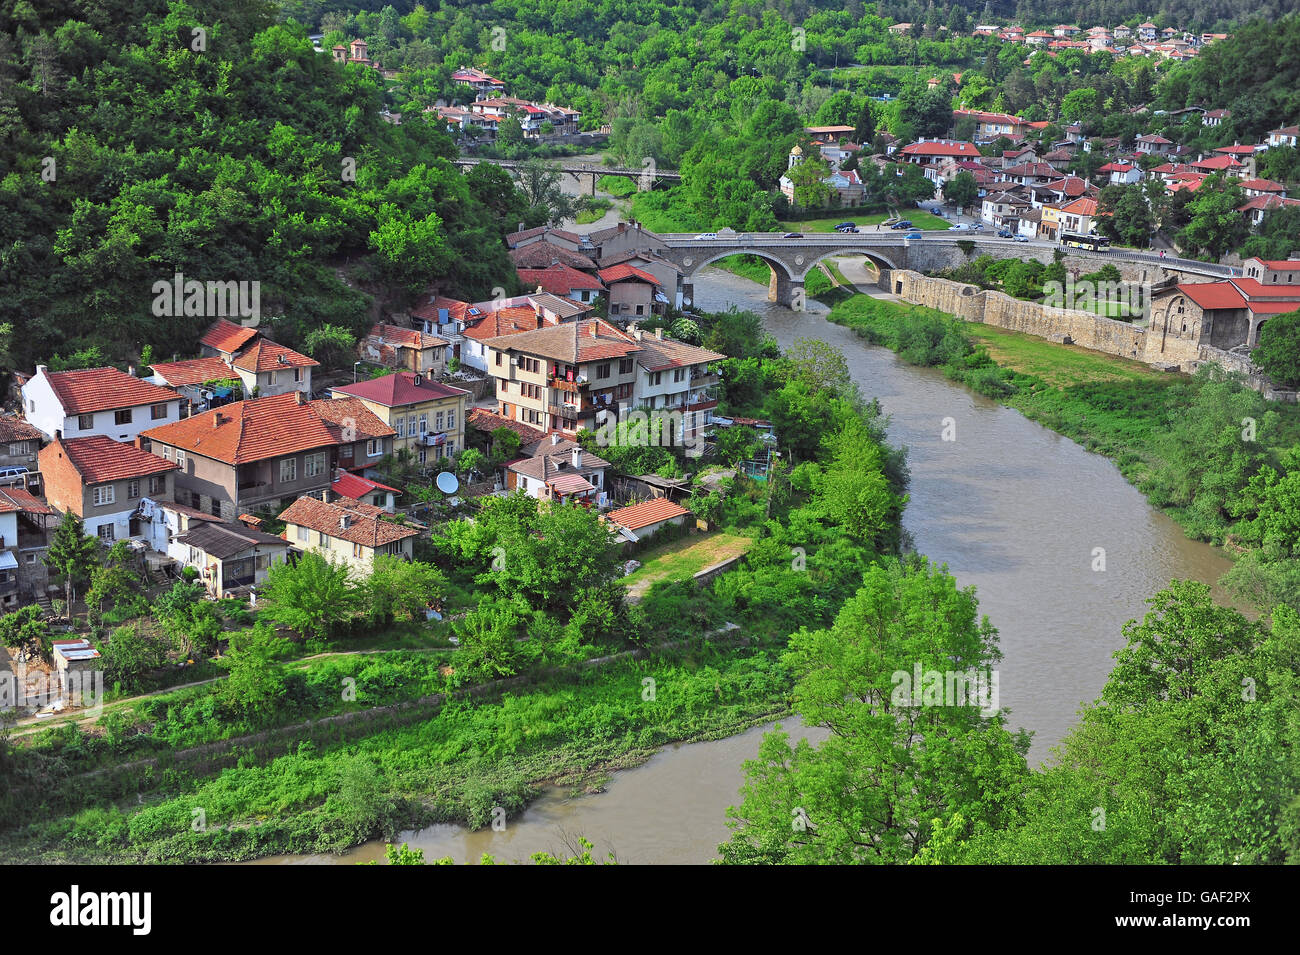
[
  {"xmin": 550, "ymin": 377, "xmax": 582, "ymax": 394},
  {"xmin": 690, "ymin": 371, "xmax": 721, "ymax": 388}
]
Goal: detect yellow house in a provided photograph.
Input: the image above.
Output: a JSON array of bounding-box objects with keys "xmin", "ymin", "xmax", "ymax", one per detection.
[
  {"xmin": 1039, "ymin": 202, "xmax": 1062, "ymax": 239},
  {"xmin": 278, "ymin": 495, "xmax": 418, "ymax": 576},
  {"xmin": 330, "ymin": 371, "xmax": 471, "ymax": 466}
]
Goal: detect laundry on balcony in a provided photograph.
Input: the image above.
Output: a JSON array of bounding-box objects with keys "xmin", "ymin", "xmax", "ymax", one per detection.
[{"xmin": 422, "ymin": 432, "xmax": 447, "ymax": 446}]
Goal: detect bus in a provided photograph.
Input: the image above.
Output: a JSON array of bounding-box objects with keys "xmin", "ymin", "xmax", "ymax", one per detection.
[{"xmin": 1059, "ymin": 231, "xmax": 1110, "ymax": 252}]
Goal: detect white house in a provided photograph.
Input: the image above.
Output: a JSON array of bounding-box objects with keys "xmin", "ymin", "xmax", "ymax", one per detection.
[
  {"xmin": 169, "ymin": 520, "xmax": 290, "ymax": 597},
  {"xmin": 22, "ymin": 366, "xmax": 181, "ymax": 443}
]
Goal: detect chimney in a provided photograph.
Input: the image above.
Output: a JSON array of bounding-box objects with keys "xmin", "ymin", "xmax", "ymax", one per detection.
[
  {"xmin": 295, "ymin": 391, "xmax": 307, "ymax": 405},
  {"xmin": 551, "ymin": 432, "xmax": 561, "ymax": 446},
  {"xmin": 340, "ymin": 514, "xmax": 351, "ymax": 530},
  {"xmin": 571, "ymin": 447, "xmax": 581, "ymax": 468},
  {"xmin": 617, "ymin": 222, "xmax": 626, "ymax": 233},
  {"xmin": 517, "ymin": 221, "xmax": 525, "ymax": 233},
  {"xmin": 213, "ymin": 413, "xmax": 222, "ymax": 428},
  {"xmin": 588, "ymin": 322, "xmax": 597, "ymax": 338},
  {"xmin": 127, "ymin": 364, "xmax": 135, "ymax": 377},
  {"xmin": 36, "ymin": 364, "xmax": 47, "ymax": 376},
  {"xmin": 655, "ymin": 327, "xmax": 663, "ymax": 340}
]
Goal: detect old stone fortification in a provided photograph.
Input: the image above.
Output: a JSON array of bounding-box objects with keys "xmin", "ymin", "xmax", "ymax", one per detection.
[{"xmin": 885, "ymin": 270, "xmax": 1294, "ymax": 400}]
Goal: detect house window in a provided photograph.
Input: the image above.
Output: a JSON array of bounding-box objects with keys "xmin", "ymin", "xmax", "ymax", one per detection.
[
  {"xmin": 446, "ymin": 440, "xmax": 456, "ymax": 455},
  {"xmin": 269, "ymin": 371, "xmax": 278, "ymax": 386},
  {"xmin": 674, "ymin": 368, "xmax": 685, "ymax": 382},
  {"xmin": 92, "ymin": 485, "xmax": 115, "ymax": 507},
  {"xmin": 447, "ymin": 410, "xmax": 456, "ymax": 430},
  {"xmin": 352, "ymin": 543, "xmax": 363, "ymax": 558},
  {"xmin": 651, "ymin": 371, "xmax": 662, "ymax": 386},
  {"xmin": 418, "ymin": 449, "xmax": 427, "ymax": 464},
  {"xmin": 597, "ymin": 363, "xmax": 610, "ymax": 379},
  {"xmin": 127, "ymin": 480, "xmax": 140, "ymax": 499},
  {"xmin": 435, "ymin": 411, "xmax": 445, "ymax": 431},
  {"xmin": 296, "ymin": 525, "xmax": 308, "ymax": 542},
  {"xmin": 619, "ymin": 359, "xmax": 632, "ymax": 374},
  {"xmin": 418, "ymin": 413, "xmax": 428, "ymax": 434},
  {"xmin": 176, "ymin": 450, "xmax": 186, "ymax": 469},
  {"xmin": 78, "ymin": 414, "xmax": 94, "ymax": 431},
  {"xmin": 366, "ymin": 439, "xmax": 382, "ymax": 456},
  {"xmin": 305, "ymin": 452, "xmax": 326, "ymax": 478},
  {"xmin": 293, "ymin": 368, "xmax": 303, "ymax": 382},
  {"xmin": 280, "ymin": 458, "xmax": 297, "ymax": 483},
  {"xmin": 255, "ymin": 554, "xmax": 270, "ymax": 570},
  {"xmin": 25, "ymin": 553, "xmax": 36, "ymax": 564},
  {"xmin": 151, "ymin": 403, "xmax": 169, "ymax": 420},
  {"xmin": 495, "ymin": 352, "xmax": 503, "ymax": 366},
  {"xmin": 97, "ymin": 523, "xmax": 115, "ymax": 541},
  {"xmin": 148, "ymin": 475, "xmax": 165, "ymax": 495},
  {"xmin": 394, "ymin": 416, "xmax": 405, "ymax": 438},
  {"xmin": 8, "ymin": 442, "xmax": 25, "ymax": 456},
  {"xmin": 114, "ymin": 408, "xmax": 132, "ymax": 426}
]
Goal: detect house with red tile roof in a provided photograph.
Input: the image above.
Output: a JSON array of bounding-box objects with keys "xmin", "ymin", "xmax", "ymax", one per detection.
[
  {"xmin": 279, "ymin": 496, "xmax": 418, "ymax": 574},
  {"xmin": 605, "ymin": 497, "xmax": 689, "ymax": 543},
  {"xmin": 625, "ymin": 326, "xmax": 724, "ymax": 444},
  {"xmin": 359, "ymin": 324, "xmax": 450, "ymax": 375},
  {"xmin": 0, "ymin": 415, "xmax": 43, "ymax": 473},
  {"xmin": 329, "ymin": 372, "xmax": 471, "ymax": 465},
  {"xmin": 460, "ymin": 305, "xmax": 551, "ymax": 372},
  {"xmin": 199, "ymin": 319, "xmax": 260, "ymax": 361},
  {"xmin": 1239, "ymin": 178, "xmax": 1287, "ymax": 198},
  {"xmin": 1243, "ymin": 257, "xmax": 1300, "ymax": 286},
  {"xmin": 1266, "ymin": 125, "xmax": 1299, "ymax": 149},
  {"xmin": 1189, "ymin": 154, "xmax": 1243, "ymax": 175},
  {"xmin": 1237, "ymin": 194, "xmax": 1300, "ymax": 227},
  {"xmin": 598, "ymin": 263, "xmax": 665, "ymax": 319},
  {"xmin": 140, "ymin": 392, "xmax": 394, "ymax": 520},
  {"xmin": 516, "ymin": 263, "xmax": 605, "ymax": 304},
  {"xmin": 1136, "ymin": 134, "xmax": 1174, "ymax": 156},
  {"xmin": 1152, "ymin": 275, "xmax": 1300, "ymax": 352},
  {"xmin": 21, "ymin": 365, "xmax": 182, "ymax": 444},
  {"xmin": 481, "ymin": 319, "xmax": 640, "ymax": 435},
  {"xmin": 465, "ymin": 407, "xmax": 548, "ymax": 453},
  {"xmin": 504, "ymin": 433, "xmax": 610, "ymax": 506},
  {"xmin": 230, "ymin": 339, "xmax": 319, "ymax": 398},
  {"xmin": 39, "ymin": 435, "xmax": 176, "ymax": 543},
  {"xmin": 145, "ymin": 356, "xmax": 244, "ymax": 415},
  {"xmin": 1098, "ymin": 161, "xmax": 1143, "ymax": 186},
  {"xmin": 330, "ymin": 470, "xmax": 401, "ymax": 513}
]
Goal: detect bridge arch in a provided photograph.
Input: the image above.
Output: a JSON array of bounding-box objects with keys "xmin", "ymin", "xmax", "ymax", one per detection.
[
  {"xmin": 794, "ymin": 246, "xmax": 901, "ymax": 283},
  {"xmin": 678, "ymin": 248, "xmax": 797, "ymax": 280}
]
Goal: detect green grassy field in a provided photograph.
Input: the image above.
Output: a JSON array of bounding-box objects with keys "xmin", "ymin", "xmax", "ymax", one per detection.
[
  {"xmin": 965, "ymin": 324, "xmax": 1169, "ymax": 388},
  {"xmin": 622, "ymin": 532, "xmax": 753, "ymax": 597},
  {"xmin": 780, "ymin": 210, "xmax": 949, "ymax": 232}
]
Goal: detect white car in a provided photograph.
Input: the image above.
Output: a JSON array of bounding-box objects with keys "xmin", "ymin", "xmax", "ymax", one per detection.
[
  {"xmin": 948, "ymin": 223, "xmax": 971, "ymax": 231},
  {"xmin": 695, "ymin": 232, "xmax": 719, "ymax": 240}
]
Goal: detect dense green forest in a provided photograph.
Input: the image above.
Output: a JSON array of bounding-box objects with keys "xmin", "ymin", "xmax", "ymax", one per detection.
[{"xmin": 0, "ymin": 0, "xmax": 530, "ymax": 369}]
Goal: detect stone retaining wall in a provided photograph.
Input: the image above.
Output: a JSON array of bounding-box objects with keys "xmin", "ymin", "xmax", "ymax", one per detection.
[{"xmin": 890, "ymin": 270, "xmax": 1293, "ymax": 400}]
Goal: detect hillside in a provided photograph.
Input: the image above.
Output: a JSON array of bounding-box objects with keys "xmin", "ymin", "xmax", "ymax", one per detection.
[{"xmin": 0, "ymin": 0, "xmax": 521, "ymax": 369}]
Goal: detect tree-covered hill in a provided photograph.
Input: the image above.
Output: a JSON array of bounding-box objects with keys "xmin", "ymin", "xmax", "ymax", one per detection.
[{"xmin": 0, "ymin": 0, "xmax": 524, "ymax": 369}]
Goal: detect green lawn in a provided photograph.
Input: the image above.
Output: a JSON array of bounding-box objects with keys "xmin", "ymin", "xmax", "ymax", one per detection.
[
  {"xmin": 964, "ymin": 324, "xmax": 1170, "ymax": 388},
  {"xmin": 622, "ymin": 532, "xmax": 753, "ymax": 598},
  {"xmin": 780, "ymin": 210, "xmax": 949, "ymax": 232}
]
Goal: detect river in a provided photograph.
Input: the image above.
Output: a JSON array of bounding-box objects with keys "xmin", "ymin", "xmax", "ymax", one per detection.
[{"xmin": 250, "ymin": 266, "xmax": 1233, "ymax": 865}]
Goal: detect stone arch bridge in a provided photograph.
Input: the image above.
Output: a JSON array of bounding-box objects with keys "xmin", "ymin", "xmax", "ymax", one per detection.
[
  {"xmin": 451, "ymin": 158, "xmax": 681, "ymax": 195},
  {"xmin": 653, "ymin": 233, "xmax": 1237, "ymax": 308}
]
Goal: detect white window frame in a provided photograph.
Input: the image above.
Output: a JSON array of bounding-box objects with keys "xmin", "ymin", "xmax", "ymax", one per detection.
[
  {"xmin": 366, "ymin": 439, "xmax": 382, "ymax": 457},
  {"xmin": 280, "ymin": 458, "xmax": 297, "ymax": 483},
  {"xmin": 92, "ymin": 485, "xmax": 115, "ymax": 507},
  {"xmin": 305, "ymin": 452, "xmax": 326, "ymax": 478}
]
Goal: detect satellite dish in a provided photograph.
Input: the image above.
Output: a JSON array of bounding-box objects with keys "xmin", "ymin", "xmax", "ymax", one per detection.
[{"xmin": 435, "ymin": 471, "xmax": 459, "ymax": 495}]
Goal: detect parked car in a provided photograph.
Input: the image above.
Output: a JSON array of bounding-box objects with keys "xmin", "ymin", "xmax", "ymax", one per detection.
[
  {"xmin": 996, "ymin": 229, "xmax": 1014, "ymax": 238},
  {"xmin": 904, "ymin": 231, "xmax": 924, "ymax": 240},
  {"xmin": 694, "ymin": 232, "xmax": 718, "ymax": 240},
  {"xmin": 1013, "ymin": 234, "xmax": 1030, "ymax": 242},
  {"xmin": 971, "ymin": 222, "xmax": 984, "ymax": 230},
  {"xmin": 783, "ymin": 232, "xmax": 803, "ymax": 238},
  {"xmin": 890, "ymin": 220, "xmax": 913, "ymax": 230},
  {"xmin": 882, "ymin": 216, "xmax": 900, "ymax": 226},
  {"xmin": 835, "ymin": 224, "xmax": 860, "ymax": 233},
  {"xmin": 834, "ymin": 221, "xmax": 856, "ymax": 230}
]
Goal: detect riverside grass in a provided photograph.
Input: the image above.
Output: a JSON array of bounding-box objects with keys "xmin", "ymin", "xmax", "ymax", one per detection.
[{"xmin": 3, "ymin": 643, "xmax": 791, "ymax": 863}]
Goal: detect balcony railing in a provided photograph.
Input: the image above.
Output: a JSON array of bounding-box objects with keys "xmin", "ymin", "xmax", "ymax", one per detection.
[
  {"xmin": 690, "ymin": 371, "xmax": 721, "ymax": 388},
  {"xmin": 550, "ymin": 377, "xmax": 582, "ymax": 393}
]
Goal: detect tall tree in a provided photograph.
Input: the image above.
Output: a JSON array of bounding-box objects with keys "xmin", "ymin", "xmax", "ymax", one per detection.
[{"xmin": 43, "ymin": 513, "xmax": 98, "ymax": 618}]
